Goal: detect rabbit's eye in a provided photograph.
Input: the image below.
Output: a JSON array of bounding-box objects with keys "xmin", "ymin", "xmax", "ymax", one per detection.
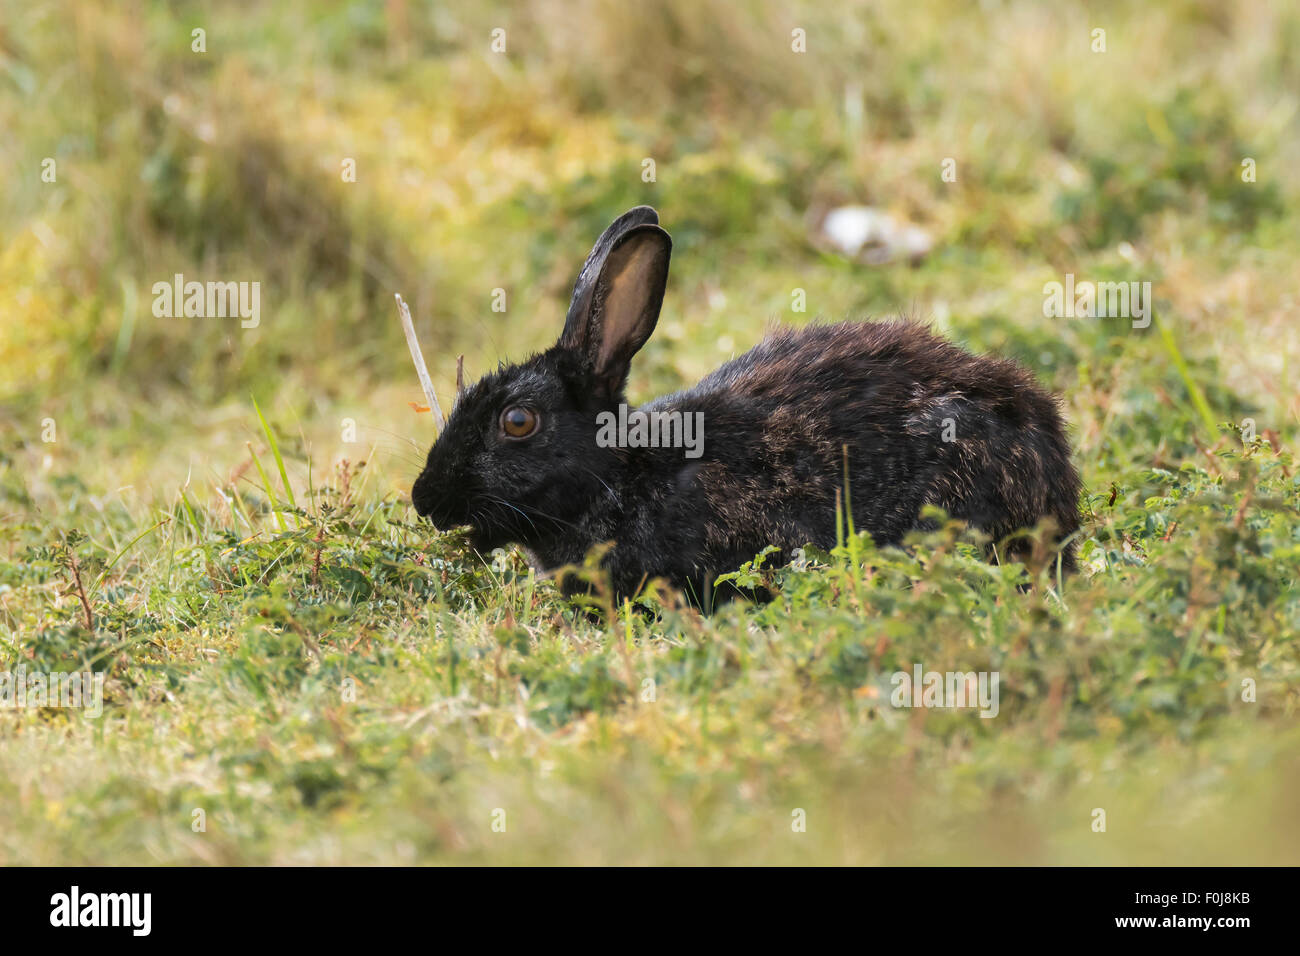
[{"xmin": 500, "ymin": 406, "xmax": 540, "ymax": 439}]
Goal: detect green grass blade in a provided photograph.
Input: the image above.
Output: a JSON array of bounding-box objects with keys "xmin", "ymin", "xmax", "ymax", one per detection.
[
  {"xmin": 253, "ymin": 395, "xmax": 299, "ymax": 518},
  {"xmin": 1155, "ymin": 312, "xmax": 1218, "ymax": 436},
  {"xmin": 247, "ymin": 439, "xmax": 288, "ymax": 533}
]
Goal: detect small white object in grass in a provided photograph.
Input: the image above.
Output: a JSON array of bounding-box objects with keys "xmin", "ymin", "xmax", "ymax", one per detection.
[
  {"xmin": 820, "ymin": 205, "xmax": 932, "ymax": 264},
  {"xmin": 395, "ymin": 293, "xmax": 446, "ymax": 431},
  {"xmin": 821, "ymin": 206, "xmax": 887, "ymax": 257}
]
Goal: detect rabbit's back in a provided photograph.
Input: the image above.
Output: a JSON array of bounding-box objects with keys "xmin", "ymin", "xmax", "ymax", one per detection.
[
  {"xmin": 637, "ymin": 321, "xmax": 1079, "ymax": 572},
  {"xmin": 671, "ymin": 321, "xmax": 1035, "ymax": 419}
]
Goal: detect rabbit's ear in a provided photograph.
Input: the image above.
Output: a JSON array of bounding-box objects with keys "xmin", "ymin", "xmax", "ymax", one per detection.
[
  {"xmin": 564, "ymin": 206, "xmax": 661, "ymax": 329},
  {"xmin": 560, "ymin": 210, "xmax": 671, "ymax": 397}
]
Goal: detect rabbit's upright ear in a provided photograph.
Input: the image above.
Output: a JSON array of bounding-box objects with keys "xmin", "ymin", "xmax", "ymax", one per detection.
[{"xmin": 560, "ymin": 207, "xmax": 671, "ymax": 398}]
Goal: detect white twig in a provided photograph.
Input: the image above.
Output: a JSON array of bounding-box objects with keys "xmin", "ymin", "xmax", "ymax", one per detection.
[{"xmin": 394, "ymin": 293, "xmax": 445, "ymax": 431}]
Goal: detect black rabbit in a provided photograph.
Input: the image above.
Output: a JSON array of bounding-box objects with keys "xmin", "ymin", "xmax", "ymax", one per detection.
[{"xmin": 413, "ymin": 206, "xmax": 1080, "ymax": 603}]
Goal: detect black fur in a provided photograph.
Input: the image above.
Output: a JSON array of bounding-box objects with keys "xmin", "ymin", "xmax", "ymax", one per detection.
[{"xmin": 413, "ymin": 206, "xmax": 1081, "ymax": 602}]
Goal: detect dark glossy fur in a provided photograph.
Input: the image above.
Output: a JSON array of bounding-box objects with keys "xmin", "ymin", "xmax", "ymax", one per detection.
[{"xmin": 413, "ymin": 207, "xmax": 1080, "ymax": 603}]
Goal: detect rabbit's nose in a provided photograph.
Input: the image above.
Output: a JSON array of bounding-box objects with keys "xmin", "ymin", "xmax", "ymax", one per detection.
[{"xmin": 411, "ymin": 472, "xmax": 439, "ymax": 519}]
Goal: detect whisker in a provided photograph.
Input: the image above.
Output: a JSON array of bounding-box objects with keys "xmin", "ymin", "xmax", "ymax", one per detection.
[
  {"xmin": 491, "ymin": 495, "xmax": 584, "ymax": 534},
  {"xmin": 485, "ymin": 495, "xmax": 542, "ymax": 537},
  {"xmin": 365, "ymin": 426, "xmax": 426, "ymax": 450},
  {"xmin": 580, "ymin": 466, "xmax": 618, "ymax": 501}
]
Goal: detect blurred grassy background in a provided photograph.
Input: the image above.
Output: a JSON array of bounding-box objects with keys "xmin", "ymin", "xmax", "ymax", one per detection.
[
  {"xmin": 4, "ymin": 0, "xmax": 1298, "ymax": 494},
  {"xmin": 1, "ymin": 0, "xmax": 1298, "ymax": 864}
]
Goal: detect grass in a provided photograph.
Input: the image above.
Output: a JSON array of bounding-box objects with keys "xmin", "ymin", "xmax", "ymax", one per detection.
[{"xmin": 0, "ymin": 0, "xmax": 1298, "ymax": 864}]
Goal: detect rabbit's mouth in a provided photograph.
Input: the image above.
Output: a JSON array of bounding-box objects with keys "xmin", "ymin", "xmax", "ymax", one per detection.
[
  {"xmin": 451, "ymin": 503, "xmax": 540, "ymax": 556},
  {"xmin": 466, "ymin": 524, "xmax": 501, "ymax": 553},
  {"xmin": 413, "ymin": 470, "xmax": 548, "ymax": 555},
  {"xmin": 412, "ymin": 481, "xmax": 503, "ymax": 552}
]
